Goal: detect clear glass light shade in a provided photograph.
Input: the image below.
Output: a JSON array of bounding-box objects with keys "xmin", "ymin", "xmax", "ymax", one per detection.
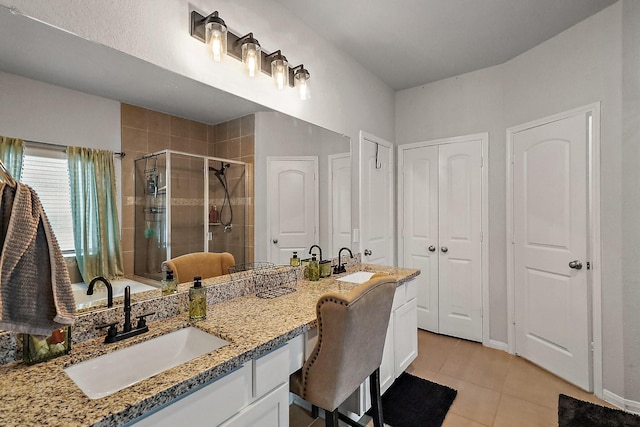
[
  {"xmin": 294, "ymin": 69, "xmax": 311, "ymax": 100},
  {"xmin": 205, "ymin": 21, "xmax": 227, "ymax": 62},
  {"xmin": 271, "ymin": 57, "xmax": 289, "ymax": 90},
  {"xmin": 242, "ymin": 42, "xmax": 261, "ymax": 77}
]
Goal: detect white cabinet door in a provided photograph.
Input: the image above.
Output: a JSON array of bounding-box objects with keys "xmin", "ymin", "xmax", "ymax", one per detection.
[
  {"xmin": 393, "ymin": 298, "xmax": 418, "ymax": 375},
  {"xmin": 220, "ymin": 383, "xmax": 289, "ymax": 427}
]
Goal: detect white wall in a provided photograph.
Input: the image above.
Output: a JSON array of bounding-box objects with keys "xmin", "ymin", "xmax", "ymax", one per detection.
[
  {"xmin": 621, "ymin": 0, "xmax": 640, "ymax": 403},
  {"xmin": 397, "ymin": 1, "xmax": 630, "ymax": 399}
]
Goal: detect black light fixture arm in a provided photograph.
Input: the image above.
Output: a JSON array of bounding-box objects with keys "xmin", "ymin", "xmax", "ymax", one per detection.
[{"xmin": 190, "ymin": 10, "xmax": 297, "ymax": 87}]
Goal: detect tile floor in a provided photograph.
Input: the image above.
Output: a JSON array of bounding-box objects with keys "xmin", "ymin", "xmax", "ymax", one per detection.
[{"xmin": 290, "ymin": 329, "xmax": 615, "ymax": 427}]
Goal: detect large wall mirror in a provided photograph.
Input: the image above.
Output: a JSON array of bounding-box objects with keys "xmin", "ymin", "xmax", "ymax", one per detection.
[{"xmin": 0, "ymin": 7, "xmax": 351, "ymax": 314}]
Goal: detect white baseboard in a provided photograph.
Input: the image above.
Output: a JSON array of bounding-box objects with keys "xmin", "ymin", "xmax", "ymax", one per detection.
[
  {"xmin": 484, "ymin": 339, "xmax": 509, "ymax": 352},
  {"xmin": 603, "ymin": 389, "xmax": 640, "ymax": 415}
]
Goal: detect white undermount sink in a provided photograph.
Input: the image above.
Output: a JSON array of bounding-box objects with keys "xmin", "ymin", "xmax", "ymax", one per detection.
[
  {"xmin": 64, "ymin": 327, "xmax": 229, "ymax": 399},
  {"xmin": 336, "ymin": 271, "xmax": 376, "ymax": 284}
]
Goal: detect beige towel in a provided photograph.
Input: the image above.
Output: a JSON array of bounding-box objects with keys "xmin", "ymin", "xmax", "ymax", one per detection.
[{"xmin": 0, "ymin": 183, "xmax": 75, "ymax": 335}]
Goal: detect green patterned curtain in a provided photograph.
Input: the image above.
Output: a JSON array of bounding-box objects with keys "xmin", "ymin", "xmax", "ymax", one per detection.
[
  {"xmin": 0, "ymin": 136, "xmax": 24, "ymax": 181},
  {"xmin": 67, "ymin": 146, "xmax": 123, "ymax": 281}
]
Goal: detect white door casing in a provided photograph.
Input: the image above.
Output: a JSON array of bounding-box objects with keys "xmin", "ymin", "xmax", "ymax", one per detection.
[
  {"xmin": 266, "ymin": 157, "xmax": 318, "ymax": 265},
  {"xmin": 507, "ymin": 103, "xmax": 602, "ymax": 394},
  {"xmin": 399, "ymin": 133, "xmax": 489, "ymax": 344},
  {"xmin": 359, "ymin": 132, "xmax": 394, "ymax": 266},
  {"xmin": 328, "ymin": 153, "xmax": 352, "ymax": 256}
]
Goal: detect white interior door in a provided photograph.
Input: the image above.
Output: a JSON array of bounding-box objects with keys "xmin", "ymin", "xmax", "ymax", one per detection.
[
  {"xmin": 267, "ymin": 157, "xmax": 318, "ymax": 265},
  {"xmin": 401, "ymin": 145, "xmax": 439, "ymax": 331},
  {"xmin": 512, "ymin": 113, "xmax": 591, "ymax": 390},
  {"xmin": 399, "ymin": 136, "xmax": 484, "ymax": 342},
  {"xmin": 359, "ymin": 132, "xmax": 394, "ymax": 266},
  {"xmin": 438, "ymin": 141, "xmax": 483, "ymax": 341},
  {"xmin": 328, "ymin": 153, "xmax": 351, "ymax": 256}
]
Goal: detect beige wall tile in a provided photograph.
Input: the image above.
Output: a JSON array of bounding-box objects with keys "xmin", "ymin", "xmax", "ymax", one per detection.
[
  {"xmin": 147, "ymin": 110, "xmax": 171, "ymax": 134},
  {"xmin": 190, "ymin": 120, "xmax": 208, "ymax": 142},
  {"xmin": 227, "ymin": 118, "xmax": 241, "ymax": 139},
  {"xmin": 240, "ymin": 114, "xmax": 255, "ymax": 137},
  {"xmin": 122, "ymin": 127, "xmax": 148, "ymax": 153},
  {"xmin": 148, "ymin": 132, "xmax": 170, "ymax": 153},
  {"xmin": 170, "ymin": 116, "xmax": 190, "ymax": 138},
  {"xmin": 121, "ymin": 104, "xmax": 147, "ymax": 130}
]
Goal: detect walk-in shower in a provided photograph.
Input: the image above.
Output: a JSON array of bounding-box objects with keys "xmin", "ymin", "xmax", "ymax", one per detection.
[{"xmin": 133, "ymin": 150, "xmax": 248, "ymax": 281}]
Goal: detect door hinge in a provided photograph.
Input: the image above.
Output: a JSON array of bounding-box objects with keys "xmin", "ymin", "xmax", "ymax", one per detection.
[
  {"xmin": 480, "ymin": 156, "xmax": 484, "ymax": 168},
  {"xmin": 590, "ymin": 341, "xmax": 595, "ymax": 352},
  {"xmin": 587, "ymin": 261, "xmax": 591, "ymax": 270}
]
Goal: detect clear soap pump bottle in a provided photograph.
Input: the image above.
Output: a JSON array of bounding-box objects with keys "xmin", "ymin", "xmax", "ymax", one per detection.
[
  {"xmin": 308, "ymin": 254, "xmax": 320, "ymax": 281},
  {"xmin": 161, "ymin": 269, "xmax": 177, "ymax": 295},
  {"xmin": 189, "ymin": 276, "xmax": 206, "ymax": 320},
  {"xmin": 290, "ymin": 251, "xmax": 300, "ymax": 266}
]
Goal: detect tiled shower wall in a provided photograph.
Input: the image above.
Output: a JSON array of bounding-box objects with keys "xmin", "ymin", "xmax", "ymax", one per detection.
[{"xmin": 120, "ymin": 104, "xmax": 255, "ymax": 277}]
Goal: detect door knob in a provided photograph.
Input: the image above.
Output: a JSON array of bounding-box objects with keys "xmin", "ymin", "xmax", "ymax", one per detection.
[
  {"xmin": 364, "ymin": 249, "xmax": 372, "ymax": 256},
  {"xmin": 569, "ymin": 260, "xmax": 582, "ymax": 270},
  {"xmin": 428, "ymin": 245, "xmax": 436, "ymax": 252},
  {"xmin": 441, "ymin": 246, "xmax": 448, "ymax": 253},
  {"xmin": 272, "ymin": 239, "xmax": 278, "ymax": 244}
]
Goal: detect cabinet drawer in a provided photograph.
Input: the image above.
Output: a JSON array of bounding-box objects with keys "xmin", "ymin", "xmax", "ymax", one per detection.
[
  {"xmin": 220, "ymin": 383, "xmax": 289, "ymax": 427},
  {"xmin": 129, "ymin": 363, "xmax": 251, "ymax": 427},
  {"xmin": 254, "ymin": 344, "xmax": 289, "ymax": 399}
]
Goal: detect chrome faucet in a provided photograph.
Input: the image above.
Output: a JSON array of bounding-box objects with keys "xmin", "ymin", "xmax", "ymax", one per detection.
[
  {"xmin": 309, "ymin": 244, "xmax": 323, "ymax": 260},
  {"xmin": 87, "ymin": 276, "xmax": 113, "ymax": 308},
  {"xmin": 334, "ymin": 247, "xmax": 354, "ymax": 274},
  {"xmin": 96, "ymin": 285, "xmax": 155, "ymax": 344}
]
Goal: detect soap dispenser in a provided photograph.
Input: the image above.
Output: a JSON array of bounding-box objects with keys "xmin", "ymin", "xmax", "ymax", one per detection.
[
  {"xmin": 161, "ymin": 269, "xmax": 177, "ymax": 296},
  {"xmin": 189, "ymin": 276, "xmax": 206, "ymax": 320},
  {"xmin": 308, "ymin": 254, "xmax": 320, "ymax": 281},
  {"xmin": 290, "ymin": 251, "xmax": 300, "ymax": 266}
]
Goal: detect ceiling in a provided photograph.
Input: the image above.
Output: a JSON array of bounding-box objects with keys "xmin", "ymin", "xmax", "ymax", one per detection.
[{"xmin": 275, "ymin": 0, "xmax": 618, "ymax": 90}]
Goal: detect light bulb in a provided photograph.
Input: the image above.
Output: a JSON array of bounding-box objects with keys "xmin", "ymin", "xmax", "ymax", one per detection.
[
  {"xmin": 294, "ymin": 68, "xmax": 311, "ymax": 100},
  {"xmin": 247, "ymin": 52, "xmax": 257, "ymax": 77},
  {"xmin": 242, "ymin": 38, "xmax": 261, "ymax": 77},
  {"xmin": 205, "ymin": 15, "xmax": 227, "ymax": 62},
  {"xmin": 211, "ymin": 35, "xmax": 222, "ymax": 61},
  {"xmin": 270, "ymin": 54, "xmax": 289, "ymax": 90}
]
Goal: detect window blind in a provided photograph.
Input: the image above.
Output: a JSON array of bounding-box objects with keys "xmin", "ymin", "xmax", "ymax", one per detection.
[{"xmin": 20, "ymin": 145, "xmax": 75, "ymax": 252}]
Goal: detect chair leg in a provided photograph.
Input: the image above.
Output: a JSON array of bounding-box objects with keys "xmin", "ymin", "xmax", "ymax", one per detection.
[
  {"xmin": 369, "ymin": 368, "xmax": 384, "ymax": 427},
  {"xmin": 312, "ymin": 405, "xmax": 319, "ymax": 418},
  {"xmin": 325, "ymin": 408, "xmax": 339, "ymax": 427}
]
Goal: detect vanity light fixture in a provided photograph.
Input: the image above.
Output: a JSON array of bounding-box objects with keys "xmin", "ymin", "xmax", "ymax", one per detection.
[
  {"xmin": 291, "ymin": 65, "xmax": 311, "ymax": 100},
  {"xmin": 190, "ymin": 9, "xmax": 311, "ymax": 100},
  {"xmin": 238, "ymin": 33, "xmax": 261, "ymax": 77},
  {"xmin": 267, "ymin": 51, "xmax": 289, "ymax": 90},
  {"xmin": 204, "ymin": 11, "xmax": 227, "ymax": 62}
]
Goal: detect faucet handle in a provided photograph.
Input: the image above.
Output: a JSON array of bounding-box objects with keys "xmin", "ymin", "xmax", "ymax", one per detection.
[
  {"xmin": 135, "ymin": 312, "xmax": 155, "ymax": 329},
  {"xmin": 96, "ymin": 322, "xmax": 118, "ymax": 340}
]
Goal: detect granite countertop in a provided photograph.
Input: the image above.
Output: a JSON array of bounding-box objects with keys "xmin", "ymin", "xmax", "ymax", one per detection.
[{"xmin": 0, "ymin": 264, "xmax": 419, "ymax": 427}]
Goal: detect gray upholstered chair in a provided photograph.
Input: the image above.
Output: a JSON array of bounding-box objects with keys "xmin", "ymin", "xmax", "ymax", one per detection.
[
  {"xmin": 290, "ymin": 275, "xmax": 397, "ymax": 427},
  {"xmin": 162, "ymin": 252, "xmax": 235, "ymax": 284}
]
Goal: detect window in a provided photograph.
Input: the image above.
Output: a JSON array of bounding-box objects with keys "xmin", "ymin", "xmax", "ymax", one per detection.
[{"xmin": 20, "ymin": 144, "xmax": 75, "ymax": 252}]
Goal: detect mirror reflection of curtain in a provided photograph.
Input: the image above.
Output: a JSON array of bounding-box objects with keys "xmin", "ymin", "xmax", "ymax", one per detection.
[
  {"xmin": 0, "ymin": 136, "xmax": 24, "ymax": 180},
  {"xmin": 67, "ymin": 146, "xmax": 123, "ymax": 281}
]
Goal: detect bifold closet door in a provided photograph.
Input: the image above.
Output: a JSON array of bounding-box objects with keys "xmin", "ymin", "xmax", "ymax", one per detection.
[{"xmin": 401, "ymin": 140, "xmax": 482, "ymax": 342}]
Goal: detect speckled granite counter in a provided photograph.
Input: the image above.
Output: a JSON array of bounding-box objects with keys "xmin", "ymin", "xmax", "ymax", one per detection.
[{"xmin": 0, "ymin": 264, "xmax": 419, "ymax": 427}]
